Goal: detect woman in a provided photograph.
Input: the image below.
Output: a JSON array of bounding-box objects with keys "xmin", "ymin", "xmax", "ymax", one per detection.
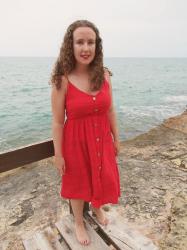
[{"xmin": 50, "ymin": 19, "xmax": 121, "ymax": 246}]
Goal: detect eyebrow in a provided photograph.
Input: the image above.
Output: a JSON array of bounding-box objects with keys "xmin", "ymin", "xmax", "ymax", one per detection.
[{"xmin": 75, "ymin": 38, "xmax": 95, "ymax": 42}]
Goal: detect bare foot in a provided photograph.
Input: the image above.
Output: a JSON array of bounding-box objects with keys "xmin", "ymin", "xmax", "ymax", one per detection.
[
  {"xmin": 74, "ymin": 221, "xmax": 91, "ymax": 245},
  {"xmin": 90, "ymin": 205, "xmax": 109, "ymax": 226}
]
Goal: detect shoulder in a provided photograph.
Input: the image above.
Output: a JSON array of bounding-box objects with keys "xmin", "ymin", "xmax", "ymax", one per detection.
[
  {"xmin": 51, "ymin": 75, "xmax": 68, "ymax": 94},
  {"xmin": 51, "ymin": 75, "xmax": 69, "ymax": 106},
  {"xmin": 61, "ymin": 75, "xmax": 69, "ymax": 94}
]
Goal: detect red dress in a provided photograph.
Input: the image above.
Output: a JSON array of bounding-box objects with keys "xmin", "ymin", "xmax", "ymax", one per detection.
[{"xmin": 61, "ymin": 78, "xmax": 121, "ymax": 208}]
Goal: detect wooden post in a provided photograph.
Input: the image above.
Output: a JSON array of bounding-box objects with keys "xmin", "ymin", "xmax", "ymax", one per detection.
[{"xmin": 83, "ymin": 202, "xmax": 90, "ymax": 215}]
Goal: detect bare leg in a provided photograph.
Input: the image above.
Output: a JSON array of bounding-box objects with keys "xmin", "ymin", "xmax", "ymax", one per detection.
[
  {"xmin": 70, "ymin": 199, "xmax": 90, "ymax": 245},
  {"xmin": 90, "ymin": 204, "xmax": 109, "ymax": 226}
]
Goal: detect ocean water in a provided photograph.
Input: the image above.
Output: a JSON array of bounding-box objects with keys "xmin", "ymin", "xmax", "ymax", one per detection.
[{"xmin": 0, "ymin": 57, "xmax": 187, "ymax": 152}]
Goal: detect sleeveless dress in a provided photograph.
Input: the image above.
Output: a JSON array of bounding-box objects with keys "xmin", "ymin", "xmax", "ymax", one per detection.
[{"xmin": 61, "ymin": 78, "xmax": 121, "ymax": 208}]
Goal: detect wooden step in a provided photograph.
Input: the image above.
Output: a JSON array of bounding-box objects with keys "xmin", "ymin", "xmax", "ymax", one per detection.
[
  {"xmin": 87, "ymin": 208, "xmax": 158, "ymax": 250},
  {"xmin": 55, "ymin": 214, "xmax": 111, "ymax": 250},
  {"xmin": 22, "ymin": 209, "xmax": 158, "ymax": 250}
]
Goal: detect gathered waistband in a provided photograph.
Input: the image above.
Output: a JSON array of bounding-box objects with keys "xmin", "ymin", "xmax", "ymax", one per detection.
[{"xmin": 66, "ymin": 113, "xmax": 108, "ymax": 121}]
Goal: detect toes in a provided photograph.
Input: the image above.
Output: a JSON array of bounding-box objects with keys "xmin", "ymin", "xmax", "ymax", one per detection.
[
  {"xmin": 84, "ymin": 239, "xmax": 89, "ymax": 245},
  {"xmin": 82, "ymin": 240, "xmax": 86, "ymax": 245},
  {"xmin": 80, "ymin": 238, "xmax": 90, "ymax": 245},
  {"xmin": 102, "ymin": 218, "xmax": 109, "ymax": 226}
]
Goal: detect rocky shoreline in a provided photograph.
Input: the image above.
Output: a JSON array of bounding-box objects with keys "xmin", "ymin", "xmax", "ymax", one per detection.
[{"xmin": 0, "ymin": 109, "xmax": 187, "ymax": 249}]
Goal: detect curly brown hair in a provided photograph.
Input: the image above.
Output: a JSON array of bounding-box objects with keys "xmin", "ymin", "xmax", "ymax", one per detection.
[{"xmin": 49, "ymin": 19, "xmax": 112, "ymax": 91}]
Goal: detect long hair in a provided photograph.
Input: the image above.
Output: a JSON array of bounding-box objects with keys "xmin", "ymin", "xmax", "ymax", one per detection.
[{"xmin": 49, "ymin": 20, "xmax": 112, "ymax": 91}]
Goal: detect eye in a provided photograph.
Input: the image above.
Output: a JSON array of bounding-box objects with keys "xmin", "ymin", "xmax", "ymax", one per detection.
[
  {"xmin": 76, "ymin": 40, "xmax": 84, "ymax": 44},
  {"xmin": 88, "ymin": 41, "xmax": 95, "ymax": 45}
]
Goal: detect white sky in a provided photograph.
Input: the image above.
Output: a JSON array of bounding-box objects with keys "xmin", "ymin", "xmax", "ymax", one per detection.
[{"xmin": 0, "ymin": 0, "xmax": 186, "ymax": 57}]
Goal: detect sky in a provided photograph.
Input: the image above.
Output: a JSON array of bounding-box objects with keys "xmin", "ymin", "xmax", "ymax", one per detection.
[{"xmin": 0, "ymin": 0, "xmax": 186, "ymax": 57}]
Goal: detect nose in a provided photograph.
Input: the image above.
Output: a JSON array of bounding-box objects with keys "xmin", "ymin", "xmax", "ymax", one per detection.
[{"xmin": 83, "ymin": 42, "xmax": 89, "ymax": 51}]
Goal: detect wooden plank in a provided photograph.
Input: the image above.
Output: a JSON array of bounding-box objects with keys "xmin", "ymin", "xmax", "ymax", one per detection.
[
  {"xmin": 49, "ymin": 227, "xmax": 70, "ymax": 250},
  {"xmin": 55, "ymin": 214, "xmax": 110, "ymax": 250},
  {"xmin": 87, "ymin": 208, "xmax": 158, "ymax": 250},
  {"xmin": 84, "ymin": 213, "xmax": 130, "ymax": 250},
  {"xmin": 0, "ymin": 139, "xmax": 54, "ymax": 173},
  {"xmin": 23, "ymin": 226, "xmax": 65, "ymax": 250},
  {"xmin": 23, "ymin": 237, "xmax": 40, "ymax": 250}
]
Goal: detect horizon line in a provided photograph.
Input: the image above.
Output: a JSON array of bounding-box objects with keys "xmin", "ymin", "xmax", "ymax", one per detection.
[{"xmin": 0, "ymin": 56, "xmax": 187, "ymax": 59}]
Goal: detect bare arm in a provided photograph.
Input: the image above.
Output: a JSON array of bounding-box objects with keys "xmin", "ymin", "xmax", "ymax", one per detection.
[
  {"xmin": 105, "ymin": 70, "xmax": 120, "ymax": 142},
  {"xmin": 51, "ymin": 77, "xmax": 67, "ymax": 157}
]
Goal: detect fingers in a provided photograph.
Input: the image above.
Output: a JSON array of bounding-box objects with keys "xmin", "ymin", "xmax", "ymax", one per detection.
[
  {"xmin": 61, "ymin": 165, "xmax": 66, "ymax": 176},
  {"xmin": 115, "ymin": 149, "xmax": 119, "ymax": 156},
  {"xmin": 56, "ymin": 164, "xmax": 66, "ymax": 176}
]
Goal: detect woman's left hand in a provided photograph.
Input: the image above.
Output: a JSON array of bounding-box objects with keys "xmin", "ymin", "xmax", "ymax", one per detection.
[{"xmin": 113, "ymin": 139, "xmax": 120, "ymax": 156}]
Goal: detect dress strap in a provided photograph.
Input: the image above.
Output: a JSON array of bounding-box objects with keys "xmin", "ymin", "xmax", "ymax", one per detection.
[
  {"xmin": 103, "ymin": 68, "xmax": 111, "ymax": 86},
  {"xmin": 62, "ymin": 74, "xmax": 70, "ymax": 96}
]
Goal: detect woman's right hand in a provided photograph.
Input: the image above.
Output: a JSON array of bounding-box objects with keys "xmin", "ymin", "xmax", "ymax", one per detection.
[{"xmin": 54, "ymin": 156, "xmax": 66, "ymax": 176}]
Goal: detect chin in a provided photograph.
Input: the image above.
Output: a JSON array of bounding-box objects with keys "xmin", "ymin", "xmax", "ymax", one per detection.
[{"xmin": 79, "ymin": 60, "xmax": 93, "ymax": 65}]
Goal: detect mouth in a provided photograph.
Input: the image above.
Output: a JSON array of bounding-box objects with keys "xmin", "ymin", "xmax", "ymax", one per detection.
[{"xmin": 80, "ymin": 55, "xmax": 90, "ymax": 59}]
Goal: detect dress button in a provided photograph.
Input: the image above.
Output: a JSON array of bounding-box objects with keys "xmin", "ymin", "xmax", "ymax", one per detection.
[
  {"xmin": 94, "ymin": 123, "xmax": 97, "ymax": 127},
  {"xmin": 92, "ymin": 96, "xmax": 96, "ymax": 101},
  {"xmin": 96, "ymin": 137, "xmax": 100, "ymax": 141},
  {"xmin": 99, "ymin": 166, "xmax": 102, "ymax": 170},
  {"xmin": 97, "ymin": 152, "xmax": 101, "ymax": 157},
  {"xmin": 94, "ymin": 108, "xmax": 98, "ymax": 112}
]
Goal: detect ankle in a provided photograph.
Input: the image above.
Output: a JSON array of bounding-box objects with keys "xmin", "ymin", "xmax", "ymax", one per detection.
[{"xmin": 75, "ymin": 220, "xmax": 84, "ymax": 226}]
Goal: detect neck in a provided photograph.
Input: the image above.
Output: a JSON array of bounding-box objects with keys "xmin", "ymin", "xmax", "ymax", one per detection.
[{"xmin": 74, "ymin": 64, "xmax": 90, "ymax": 75}]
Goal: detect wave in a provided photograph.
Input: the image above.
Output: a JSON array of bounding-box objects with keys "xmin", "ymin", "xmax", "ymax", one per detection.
[
  {"xmin": 119, "ymin": 104, "xmax": 186, "ymax": 119},
  {"xmin": 163, "ymin": 95, "xmax": 187, "ymax": 103}
]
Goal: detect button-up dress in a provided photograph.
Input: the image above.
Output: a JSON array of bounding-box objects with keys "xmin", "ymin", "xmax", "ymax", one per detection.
[{"xmin": 61, "ymin": 78, "xmax": 121, "ymax": 208}]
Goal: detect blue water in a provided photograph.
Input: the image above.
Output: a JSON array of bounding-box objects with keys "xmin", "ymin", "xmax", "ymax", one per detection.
[{"xmin": 0, "ymin": 57, "xmax": 187, "ymax": 152}]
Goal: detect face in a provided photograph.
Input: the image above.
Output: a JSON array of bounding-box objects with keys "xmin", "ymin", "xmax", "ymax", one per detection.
[{"xmin": 73, "ymin": 27, "xmax": 96, "ymax": 66}]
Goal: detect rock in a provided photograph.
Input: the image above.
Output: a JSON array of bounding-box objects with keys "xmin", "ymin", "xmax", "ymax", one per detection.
[
  {"xmin": 159, "ymin": 192, "xmax": 187, "ymax": 250},
  {"xmin": 0, "ymin": 109, "xmax": 187, "ymax": 249},
  {"xmin": 163, "ymin": 109, "xmax": 187, "ymax": 134},
  {"xmin": 171, "ymin": 158, "xmax": 187, "ymax": 170},
  {"xmin": 171, "ymin": 158, "xmax": 182, "ymax": 166}
]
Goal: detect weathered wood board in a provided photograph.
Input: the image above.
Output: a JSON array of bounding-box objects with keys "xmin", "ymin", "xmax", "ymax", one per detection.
[
  {"xmin": 22, "ymin": 207, "xmax": 158, "ymax": 250},
  {"xmin": 23, "ymin": 226, "xmax": 68, "ymax": 250},
  {"xmin": 87, "ymin": 208, "xmax": 158, "ymax": 250}
]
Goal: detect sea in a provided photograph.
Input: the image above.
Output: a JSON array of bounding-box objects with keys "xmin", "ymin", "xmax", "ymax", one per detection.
[{"xmin": 0, "ymin": 57, "xmax": 187, "ymax": 152}]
